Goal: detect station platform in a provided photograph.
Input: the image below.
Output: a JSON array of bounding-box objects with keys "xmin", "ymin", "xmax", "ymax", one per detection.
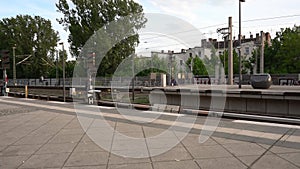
[
  {"xmin": 146, "ymin": 84, "xmax": 300, "ymax": 119},
  {"xmin": 0, "ymin": 96, "xmax": 300, "ymax": 169}
]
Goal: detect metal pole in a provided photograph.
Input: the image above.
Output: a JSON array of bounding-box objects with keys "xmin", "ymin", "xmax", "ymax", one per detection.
[
  {"xmin": 56, "ymin": 50, "xmax": 58, "ymax": 86},
  {"xmin": 254, "ymin": 48, "xmax": 258, "ymax": 74},
  {"xmin": 59, "ymin": 43, "xmax": 66, "ymax": 102},
  {"xmin": 228, "ymin": 17, "xmax": 233, "ymax": 85},
  {"xmin": 238, "ymin": 0, "xmax": 244, "ymax": 89},
  {"xmin": 260, "ymin": 31, "xmax": 265, "ymax": 74},
  {"xmin": 2, "ymin": 69, "xmax": 6, "ymax": 96},
  {"xmin": 13, "ymin": 46, "xmax": 16, "ymax": 86},
  {"xmin": 191, "ymin": 57, "xmax": 193, "ymax": 72},
  {"xmin": 63, "ymin": 45, "xmax": 65, "ymax": 102},
  {"xmin": 132, "ymin": 54, "xmax": 135, "ymax": 102}
]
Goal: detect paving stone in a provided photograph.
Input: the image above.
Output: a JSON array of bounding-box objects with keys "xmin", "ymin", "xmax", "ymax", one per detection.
[
  {"xmin": 237, "ymin": 155, "xmax": 260, "ymax": 166},
  {"xmin": 152, "ymin": 160, "xmax": 200, "ymax": 169},
  {"xmin": 0, "ymin": 145, "xmax": 7, "ymax": 152},
  {"xmin": 0, "ymin": 144, "xmax": 41, "ymax": 156},
  {"xmin": 251, "ymin": 154, "xmax": 298, "ymax": 169},
  {"xmin": 14, "ymin": 134, "xmax": 54, "ymax": 145},
  {"xmin": 270, "ymin": 145, "xmax": 300, "ymax": 154},
  {"xmin": 19, "ymin": 153, "xmax": 70, "ymax": 168},
  {"xmin": 81, "ymin": 134, "xmax": 94, "ymax": 143},
  {"xmin": 113, "ymin": 131, "xmax": 144, "ymax": 139},
  {"xmin": 186, "ymin": 145, "xmax": 232, "ymax": 159},
  {"xmin": 278, "ymin": 152, "xmax": 300, "ymax": 167},
  {"xmin": 143, "ymin": 126, "xmax": 167, "ymax": 138},
  {"xmin": 150, "ymin": 145, "xmax": 193, "ymax": 162},
  {"xmin": 212, "ymin": 137, "xmax": 249, "ymax": 145},
  {"xmin": 108, "ymin": 163, "xmax": 152, "ymax": 169},
  {"xmin": 64, "ymin": 120, "xmax": 83, "ymax": 129},
  {"xmin": 108, "ymin": 152, "xmax": 150, "ymax": 165},
  {"xmin": 223, "ymin": 142, "xmax": 267, "ymax": 156},
  {"xmin": 181, "ymin": 134, "xmax": 218, "ymax": 147},
  {"xmin": 63, "ymin": 166, "xmax": 106, "ymax": 169},
  {"xmin": 58, "ymin": 128, "xmax": 85, "ymax": 135},
  {"xmin": 49, "ymin": 134, "xmax": 83, "ymax": 144},
  {"xmin": 0, "ymin": 136, "xmax": 19, "ymax": 146},
  {"xmin": 90, "ymin": 119, "xmax": 116, "ymax": 129},
  {"xmin": 74, "ymin": 141, "xmax": 106, "ymax": 152},
  {"xmin": 112, "ymin": 139, "xmax": 148, "ymax": 151},
  {"xmin": 0, "ymin": 155, "xmax": 28, "ymax": 169},
  {"xmin": 2, "ymin": 97, "xmax": 300, "ymax": 169},
  {"xmin": 115, "ymin": 122, "xmax": 143, "ymax": 133},
  {"xmin": 86, "ymin": 128, "xmax": 114, "ymax": 141},
  {"xmin": 146, "ymin": 137, "xmax": 180, "ymax": 149},
  {"xmin": 196, "ymin": 157, "xmax": 247, "ymax": 169},
  {"xmin": 65, "ymin": 151, "xmax": 109, "ymax": 167},
  {"xmin": 36, "ymin": 143, "xmax": 77, "ymax": 154}
]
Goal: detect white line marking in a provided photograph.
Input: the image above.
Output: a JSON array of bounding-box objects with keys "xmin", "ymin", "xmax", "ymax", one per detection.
[
  {"xmin": 84, "ymin": 105, "xmax": 115, "ymax": 109},
  {"xmin": 142, "ymin": 111, "xmax": 185, "ymax": 117},
  {"xmin": 233, "ymin": 120, "xmax": 300, "ymax": 129}
]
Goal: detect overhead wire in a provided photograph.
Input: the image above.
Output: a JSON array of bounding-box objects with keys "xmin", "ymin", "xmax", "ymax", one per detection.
[{"xmin": 139, "ymin": 14, "xmax": 300, "ymax": 43}]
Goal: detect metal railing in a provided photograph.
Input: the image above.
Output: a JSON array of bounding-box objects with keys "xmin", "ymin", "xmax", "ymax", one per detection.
[{"xmin": 6, "ymin": 74, "xmax": 300, "ymax": 87}]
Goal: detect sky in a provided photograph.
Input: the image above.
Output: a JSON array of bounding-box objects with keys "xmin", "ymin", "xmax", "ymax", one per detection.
[{"xmin": 0, "ymin": 0, "xmax": 299, "ymax": 58}]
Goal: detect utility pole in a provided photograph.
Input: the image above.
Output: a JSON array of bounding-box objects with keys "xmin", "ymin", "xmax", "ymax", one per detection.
[
  {"xmin": 228, "ymin": 17, "xmax": 233, "ymax": 85},
  {"xmin": 59, "ymin": 42, "xmax": 66, "ymax": 102},
  {"xmin": 254, "ymin": 48, "xmax": 258, "ymax": 74},
  {"xmin": 238, "ymin": 0, "xmax": 245, "ymax": 88},
  {"xmin": 56, "ymin": 50, "xmax": 59, "ymax": 86},
  {"xmin": 13, "ymin": 45, "xmax": 16, "ymax": 86},
  {"xmin": 260, "ymin": 31, "xmax": 265, "ymax": 74},
  {"xmin": 132, "ymin": 54, "xmax": 135, "ymax": 102},
  {"xmin": 3, "ymin": 69, "xmax": 7, "ymax": 96},
  {"xmin": 191, "ymin": 57, "xmax": 193, "ymax": 73}
]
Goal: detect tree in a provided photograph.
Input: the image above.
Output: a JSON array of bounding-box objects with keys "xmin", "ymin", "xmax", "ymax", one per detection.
[
  {"xmin": 243, "ymin": 50, "xmax": 256, "ymax": 74},
  {"xmin": 0, "ymin": 15, "xmax": 59, "ymax": 78},
  {"xmin": 56, "ymin": 0, "xmax": 147, "ymax": 77},
  {"xmin": 219, "ymin": 49, "xmax": 240, "ymax": 75},
  {"xmin": 264, "ymin": 25, "xmax": 300, "ymax": 74},
  {"xmin": 186, "ymin": 56, "xmax": 208, "ymax": 76}
]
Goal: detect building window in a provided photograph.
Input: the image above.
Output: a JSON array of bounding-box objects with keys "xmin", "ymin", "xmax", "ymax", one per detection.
[
  {"xmin": 198, "ymin": 51, "xmax": 201, "ymax": 57},
  {"xmin": 245, "ymin": 47, "xmax": 250, "ymax": 55}
]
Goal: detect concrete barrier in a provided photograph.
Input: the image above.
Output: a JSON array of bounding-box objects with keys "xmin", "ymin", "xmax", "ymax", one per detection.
[{"xmin": 149, "ymin": 86, "xmax": 300, "ymax": 118}]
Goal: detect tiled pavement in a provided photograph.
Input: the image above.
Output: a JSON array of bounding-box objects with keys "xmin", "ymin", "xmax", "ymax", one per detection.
[{"xmin": 0, "ymin": 97, "xmax": 300, "ymax": 169}]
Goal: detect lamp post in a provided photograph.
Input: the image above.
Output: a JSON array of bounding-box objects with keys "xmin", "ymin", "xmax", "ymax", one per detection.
[
  {"xmin": 59, "ymin": 42, "xmax": 66, "ymax": 102},
  {"xmin": 132, "ymin": 54, "xmax": 135, "ymax": 102},
  {"xmin": 238, "ymin": 0, "xmax": 245, "ymax": 89},
  {"xmin": 12, "ymin": 45, "xmax": 16, "ymax": 86},
  {"xmin": 56, "ymin": 50, "xmax": 59, "ymax": 86}
]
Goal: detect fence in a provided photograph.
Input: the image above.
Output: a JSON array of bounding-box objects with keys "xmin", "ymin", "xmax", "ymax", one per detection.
[{"xmin": 6, "ymin": 74, "xmax": 300, "ymax": 87}]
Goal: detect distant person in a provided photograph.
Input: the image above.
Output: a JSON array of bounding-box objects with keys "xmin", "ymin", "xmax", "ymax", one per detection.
[
  {"xmin": 39, "ymin": 76, "xmax": 44, "ymax": 84},
  {"xmin": 171, "ymin": 78, "xmax": 177, "ymax": 86}
]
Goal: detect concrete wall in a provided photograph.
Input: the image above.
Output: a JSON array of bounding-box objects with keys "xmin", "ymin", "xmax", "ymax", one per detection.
[{"xmin": 149, "ymin": 88, "xmax": 300, "ymax": 118}]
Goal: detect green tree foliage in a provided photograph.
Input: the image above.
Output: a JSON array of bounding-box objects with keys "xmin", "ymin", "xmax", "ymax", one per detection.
[
  {"xmin": 56, "ymin": 0, "xmax": 147, "ymax": 77},
  {"xmin": 219, "ymin": 49, "xmax": 240, "ymax": 75},
  {"xmin": 264, "ymin": 25, "xmax": 300, "ymax": 74},
  {"xmin": 135, "ymin": 54, "xmax": 168, "ymax": 76},
  {"xmin": 242, "ymin": 50, "xmax": 256, "ymax": 74},
  {"xmin": 0, "ymin": 15, "xmax": 59, "ymax": 78},
  {"xmin": 186, "ymin": 56, "xmax": 208, "ymax": 76},
  {"xmin": 112, "ymin": 54, "xmax": 168, "ymax": 77},
  {"xmin": 48, "ymin": 50, "xmax": 76, "ymax": 79}
]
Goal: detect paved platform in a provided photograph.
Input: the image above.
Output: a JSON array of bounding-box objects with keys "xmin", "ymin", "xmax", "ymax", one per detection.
[{"xmin": 0, "ymin": 96, "xmax": 300, "ymax": 169}]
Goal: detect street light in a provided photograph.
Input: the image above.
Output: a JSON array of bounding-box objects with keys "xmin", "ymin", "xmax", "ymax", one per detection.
[
  {"xmin": 12, "ymin": 45, "xmax": 16, "ymax": 86},
  {"xmin": 59, "ymin": 42, "xmax": 66, "ymax": 102},
  {"xmin": 238, "ymin": 0, "xmax": 245, "ymax": 89}
]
